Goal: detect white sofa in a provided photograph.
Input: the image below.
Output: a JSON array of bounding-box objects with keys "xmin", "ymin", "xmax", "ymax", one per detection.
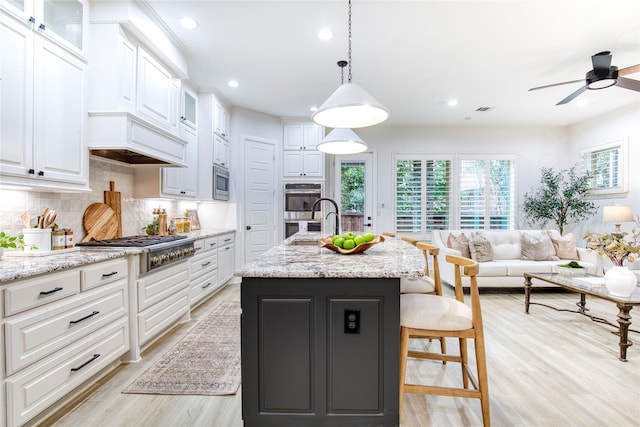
[{"xmin": 432, "ymin": 230, "xmax": 603, "ymax": 289}]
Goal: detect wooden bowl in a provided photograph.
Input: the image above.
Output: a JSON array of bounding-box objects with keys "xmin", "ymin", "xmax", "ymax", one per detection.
[{"xmin": 318, "ymin": 235, "xmax": 385, "ymax": 254}]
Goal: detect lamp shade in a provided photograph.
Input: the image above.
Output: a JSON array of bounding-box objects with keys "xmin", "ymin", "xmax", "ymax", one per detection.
[
  {"xmin": 312, "ymin": 83, "xmax": 389, "ymax": 129},
  {"xmin": 603, "ymin": 205, "xmax": 634, "ymax": 222},
  {"xmin": 316, "ymin": 128, "xmax": 367, "ymax": 154}
]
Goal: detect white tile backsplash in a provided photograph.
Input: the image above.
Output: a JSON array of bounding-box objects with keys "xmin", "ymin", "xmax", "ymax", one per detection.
[{"xmin": 0, "ymin": 159, "xmax": 234, "ymax": 239}]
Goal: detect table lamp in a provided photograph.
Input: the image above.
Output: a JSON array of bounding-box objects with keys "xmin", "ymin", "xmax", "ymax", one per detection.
[{"xmin": 603, "ymin": 205, "xmax": 634, "ymax": 236}]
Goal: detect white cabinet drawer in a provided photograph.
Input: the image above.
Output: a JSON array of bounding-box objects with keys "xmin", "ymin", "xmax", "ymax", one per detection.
[
  {"xmin": 193, "ymin": 239, "xmax": 206, "ymax": 254},
  {"xmin": 4, "ymin": 281, "xmax": 127, "ymax": 375},
  {"xmin": 6, "ymin": 319, "xmax": 129, "ymax": 427},
  {"xmin": 4, "ymin": 270, "xmax": 81, "ymax": 316},
  {"xmin": 218, "ymin": 233, "xmax": 234, "ymax": 246},
  {"xmin": 204, "ymin": 236, "xmax": 219, "ymax": 251},
  {"xmin": 190, "ymin": 270, "xmax": 219, "ymax": 307},
  {"xmin": 189, "ymin": 251, "xmax": 217, "ymax": 279},
  {"xmin": 81, "ymin": 258, "xmax": 128, "ymax": 291},
  {"xmin": 138, "ymin": 288, "xmax": 189, "ymax": 346},
  {"xmin": 137, "ymin": 263, "xmax": 189, "ymax": 312}
]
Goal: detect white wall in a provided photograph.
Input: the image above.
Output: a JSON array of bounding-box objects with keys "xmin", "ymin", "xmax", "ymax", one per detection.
[
  {"xmin": 567, "ymin": 101, "xmax": 640, "ymax": 241},
  {"xmin": 352, "ymin": 125, "xmax": 569, "ymax": 235}
]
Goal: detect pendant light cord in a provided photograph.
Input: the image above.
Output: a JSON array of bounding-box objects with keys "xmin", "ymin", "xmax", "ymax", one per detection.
[{"xmin": 347, "ymin": 0, "xmax": 353, "ymax": 83}]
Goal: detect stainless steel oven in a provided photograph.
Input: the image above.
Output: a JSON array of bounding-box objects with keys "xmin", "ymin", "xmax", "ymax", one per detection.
[
  {"xmin": 284, "ymin": 182, "xmax": 323, "ymax": 238},
  {"xmin": 213, "ymin": 165, "xmax": 230, "ymax": 201}
]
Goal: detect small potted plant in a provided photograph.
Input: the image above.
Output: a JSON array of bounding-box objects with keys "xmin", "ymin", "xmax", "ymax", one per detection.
[{"xmin": 0, "ymin": 231, "xmax": 38, "ymax": 259}]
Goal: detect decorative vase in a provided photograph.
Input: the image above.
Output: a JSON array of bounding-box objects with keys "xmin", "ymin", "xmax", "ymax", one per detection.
[{"xmin": 604, "ymin": 266, "xmax": 638, "ymax": 297}]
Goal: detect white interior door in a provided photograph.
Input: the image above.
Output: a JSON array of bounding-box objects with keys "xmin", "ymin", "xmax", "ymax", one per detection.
[
  {"xmin": 244, "ymin": 137, "xmax": 276, "ymax": 263},
  {"xmin": 334, "ymin": 152, "xmax": 376, "ymax": 234}
]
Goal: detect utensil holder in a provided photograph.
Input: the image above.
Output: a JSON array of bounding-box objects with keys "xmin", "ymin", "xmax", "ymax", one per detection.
[{"xmin": 22, "ymin": 228, "xmax": 52, "ymax": 251}]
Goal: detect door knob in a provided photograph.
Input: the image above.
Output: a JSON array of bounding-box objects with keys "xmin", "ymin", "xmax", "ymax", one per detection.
[{"xmin": 246, "ymin": 225, "xmax": 252, "ymax": 230}]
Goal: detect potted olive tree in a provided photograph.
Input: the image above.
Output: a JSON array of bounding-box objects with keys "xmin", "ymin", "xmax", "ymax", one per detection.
[{"xmin": 522, "ymin": 165, "xmax": 597, "ymax": 235}]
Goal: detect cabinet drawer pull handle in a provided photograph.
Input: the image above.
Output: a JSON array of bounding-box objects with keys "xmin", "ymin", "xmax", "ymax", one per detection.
[
  {"xmin": 39, "ymin": 287, "xmax": 63, "ymax": 296},
  {"xmin": 28, "ymin": 16, "xmax": 36, "ymax": 23},
  {"xmin": 70, "ymin": 311, "xmax": 100, "ymax": 325},
  {"xmin": 70, "ymin": 354, "xmax": 100, "ymax": 372},
  {"xmin": 201, "ymin": 261, "xmax": 211, "ymax": 267},
  {"xmin": 209, "ymin": 242, "xmax": 217, "ymax": 247},
  {"xmin": 101, "ymin": 271, "xmax": 118, "ymax": 278},
  {"xmin": 224, "ymin": 238, "xmax": 231, "ymax": 242},
  {"xmin": 202, "ymin": 282, "xmax": 212, "ymax": 289},
  {"xmin": 195, "ymin": 247, "xmax": 203, "ymax": 251}
]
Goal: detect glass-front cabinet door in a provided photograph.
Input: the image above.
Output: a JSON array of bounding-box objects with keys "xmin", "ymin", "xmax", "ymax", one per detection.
[{"xmin": 1, "ymin": 0, "xmax": 84, "ymax": 52}]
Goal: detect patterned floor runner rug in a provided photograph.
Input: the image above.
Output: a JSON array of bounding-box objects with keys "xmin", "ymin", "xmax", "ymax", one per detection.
[{"xmin": 122, "ymin": 301, "xmax": 241, "ymax": 395}]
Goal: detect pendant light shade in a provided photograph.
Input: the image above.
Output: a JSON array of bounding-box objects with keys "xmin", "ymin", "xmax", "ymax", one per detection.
[
  {"xmin": 316, "ymin": 128, "xmax": 367, "ymax": 154},
  {"xmin": 312, "ymin": 83, "xmax": 389, "ymax": 129},
  {"xmin": 312, "ymin": 0, "xmax": 389, "ymax": 129}
]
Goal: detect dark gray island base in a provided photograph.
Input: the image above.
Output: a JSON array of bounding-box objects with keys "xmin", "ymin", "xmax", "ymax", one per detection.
[
  {"xmin": 237, "ymin": 234, "xmax": 425, "ymax": 427},
  {"xmin": 242, "ymin": 277, "xmax": 400, "ymax": 426}
]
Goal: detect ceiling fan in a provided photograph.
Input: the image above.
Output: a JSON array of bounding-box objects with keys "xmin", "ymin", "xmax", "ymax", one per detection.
[{"xmin": 529, "ymin": 51, "xmax": 640, "ymax": 105}]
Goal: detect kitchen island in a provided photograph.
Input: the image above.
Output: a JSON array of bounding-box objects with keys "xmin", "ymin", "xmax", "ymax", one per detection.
[{"xmin": 236, "ymin": 233, "xmax": 424, "ymax": 427}]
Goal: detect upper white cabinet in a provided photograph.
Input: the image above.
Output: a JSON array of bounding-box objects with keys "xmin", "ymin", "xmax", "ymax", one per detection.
[
  {"xmin": 214, "ymin": 99, "xmax": 230, "ymax": 140},
  {"xmin": 1, "ymin": 0, "xmax": 86, "ymax": 55},
  {"xmin": 0, "ymin": 3, "xmax": 89, "ymax": 191},
  {"xmin": 180, "ymin": 83, "xmax": 197, "ymax": 129},
  {"xmin": 213, "ymin": 134, "xmax": 230, "ymax": 168},
  {"xmin": 162, "ymin": 124, "xmax": 198, "ymax": 198},
  {"xmin": 283, "ymin": 121, "xmax": 324, "ymax": 178}
]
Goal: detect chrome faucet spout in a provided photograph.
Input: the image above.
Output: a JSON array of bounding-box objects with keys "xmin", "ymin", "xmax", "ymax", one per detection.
[{"xmin": 311, "ymin": 197, "xmax": 340, "ymax": 236}]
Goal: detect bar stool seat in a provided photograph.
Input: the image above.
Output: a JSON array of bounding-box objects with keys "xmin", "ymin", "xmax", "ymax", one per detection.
[
  {"xmin": 401, "ymin": 293, "xmax": 472, "ymax": 331},
  {"xmin": 400, "ymin": 276, "xmax": 436, "ymax": 294}
]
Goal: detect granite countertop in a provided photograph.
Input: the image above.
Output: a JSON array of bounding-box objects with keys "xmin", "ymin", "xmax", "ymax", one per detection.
[
  {"xmin": 236, "ymin": 233, "xmax": 425, "ymax": 279},
  {"xmin": 0, "ymin": 249, "xmax": 129, "ymax": 283},
  {"xmin": 0, "ymin": 229, "xmax": 236, "ymax": 284}
]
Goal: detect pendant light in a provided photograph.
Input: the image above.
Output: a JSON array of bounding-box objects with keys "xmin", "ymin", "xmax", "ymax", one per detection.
[
  {"xmin": 317, "ymin": 127, "xmax": 367, "ymax": 154},
  {"xmin": 312, "ymin": 0, "xmax": 389, "ymax": 129},
  {"xmin": 316, "ymin": 61, "xmax": 368, "ymax": 154}
]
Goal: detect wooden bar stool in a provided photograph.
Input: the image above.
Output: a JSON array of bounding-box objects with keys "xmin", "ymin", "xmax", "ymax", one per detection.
[
  {"xmin": 382, "ymin": 232, "xmax": 396, "ymax": 238},
  {"xmin": 399, "ymin": 254, "xmax": 490, "ymax": 427},
  {"xmin": 401, "ymin": 236, "xmax": 419, "ymax": 246}
]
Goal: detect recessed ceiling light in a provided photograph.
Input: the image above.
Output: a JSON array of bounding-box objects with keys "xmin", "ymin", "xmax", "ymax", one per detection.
[
  {"xmin": 447, "ymin": 99, "xmax": 458, "ymax": 107},
  {"xmin": 318, "ymin": 29, "xmax": 333, "ymax": 40},
  {"xmin": 310, "ymin": 106, "xmax": 319, "ymax": 112},
  {"xmin": 180, "ymin": 17, "xmax": 198, "ymax": 30},
  {"xmin": 228, "ymin": 80, "xmax": 239, "ymax": 88}
]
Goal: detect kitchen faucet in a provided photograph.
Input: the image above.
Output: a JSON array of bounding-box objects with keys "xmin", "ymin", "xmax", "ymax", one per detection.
[{"xmin": 311, "ymin": 198, "xmax": 340, "ymax": 236}]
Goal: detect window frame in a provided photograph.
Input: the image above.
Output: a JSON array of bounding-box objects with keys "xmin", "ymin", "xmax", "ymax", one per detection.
[{"xmin": 580, "ymin": 138, "xmax": 629, "ymax": 197}]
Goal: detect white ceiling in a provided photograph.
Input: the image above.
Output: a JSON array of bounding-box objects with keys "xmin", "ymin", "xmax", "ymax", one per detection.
[{"xmin": 143, "ymin": 0, "xmax": 640, "ymax": 127}]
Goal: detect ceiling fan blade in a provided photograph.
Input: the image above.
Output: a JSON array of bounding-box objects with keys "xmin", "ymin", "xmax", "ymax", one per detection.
[
  {"xmin": 591, "ymin": 51, "xmax": 612, "ymax": 75},
  {"xmin": 616, "ymin": 76, "xmax": 640, "ymax": 92},
  {"xmin": 618, "ymin": 64, "xmax": 640, "ymax": 76},
  {"xmin": 528, "ymin": 79, "xmax": 583, "ymax": 91},
  {"xmin": 556, "ymin": 86, "xmax": 587, "ymax": 105}
]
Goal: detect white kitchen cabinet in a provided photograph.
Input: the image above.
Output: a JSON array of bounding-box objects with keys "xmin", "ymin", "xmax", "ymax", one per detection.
[
  {"xmin": 180, "ymin": 84, "xmax": 197, "ymax": 129},
  {"xmin": 2, "ymin": 258, "xmax": 129, "ymax": 427},
  {"xmin": 1, "ymin": 0, "xmax": 86, "ymax": 54},
  {"xmin": 137, "ymin": 47, "xmax": 180, "ymax": 134},
  {"xmin": 213, "ymin": 133, "xmax": 230, "ymax": 168},
  {"xmin": 214, "ymin": 99, "xmax": 230, "ymax": 139},
  {"xmin": 0, "ymin": 7, "xmax": 89, "ymax": 191},
  {"xmin": 188, "ymin": 237, "xmax": 219, "ymax": 309},
  {"xmin": 283, "ymin": 150, "xmax": 324, "ymax": 178},
  {"xmin": 283, "ymin": 121, "xmax": 324, "ymax": 178},
  {"xmin": 217, "ymin": 233, "xmax": 235, "ymax": 286},
  {"xmin": 162, "ymin": 125, "xmax": 198, "ymax": 198}
]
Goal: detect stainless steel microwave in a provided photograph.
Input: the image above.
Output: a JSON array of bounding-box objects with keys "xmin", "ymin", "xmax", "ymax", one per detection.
[{"xmin": 213, "ymin": 165, "xmax": 230, "ymax": 201}]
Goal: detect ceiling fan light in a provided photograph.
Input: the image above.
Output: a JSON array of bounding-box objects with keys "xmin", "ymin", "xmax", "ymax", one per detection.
[
  {"xmin": 316, "ymin": 128, "xmax": 368, "ymax": 154},
  {"xmin": 586, "ymin": 67, "xmax": 618, "ymax": 90},
  {"xmin": 312, "ymin": 83, "xmax": 389, "ymax": 129},
  {"xmin": 587, "ymin": 78, "xmax": 617, "ymax": 90}
]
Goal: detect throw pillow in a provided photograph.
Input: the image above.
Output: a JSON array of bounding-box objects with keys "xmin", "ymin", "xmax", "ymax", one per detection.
[
  {"xmin": 469, "ymin": 232, "xmax": 493, "ymax": 262},
  {"xmin": 446, "ymin": 233, "xmax": 471, "ymax": 258},
  {"xmin": 520, "ymin": 232, "xmax": 558, "ymax": 261},
  {"xmin": 547, "ymin": 231, "xmax": 579, "ymax": 260}
]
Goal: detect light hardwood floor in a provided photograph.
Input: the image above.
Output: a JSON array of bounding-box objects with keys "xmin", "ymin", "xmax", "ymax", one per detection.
[{"xmin": 43, "ymin": 283, "xmax": 640, "ymax": 427}]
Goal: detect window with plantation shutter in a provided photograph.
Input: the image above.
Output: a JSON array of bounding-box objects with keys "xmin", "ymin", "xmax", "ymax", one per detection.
[
  {"xmin": 458, "ymin": 155, "xmax": 515, "ymax": 230},
  {"xmin": 395, "ymin": 157, "xmax": 451, "ymax": 234},
  {"xmin": 582, "ymin": 140, "xmax": 628, "ymax": 196}
]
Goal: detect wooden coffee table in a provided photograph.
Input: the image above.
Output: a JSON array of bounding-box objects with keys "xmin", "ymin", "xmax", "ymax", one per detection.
[{"xmin": 524, "ymin": 272, "xmax": 640, "ymax": 361}]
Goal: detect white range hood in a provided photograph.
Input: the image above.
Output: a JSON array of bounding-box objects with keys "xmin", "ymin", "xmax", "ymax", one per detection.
[{"xmin": 87, "ymin": 112, "xmax": 187, "ymax": 167}]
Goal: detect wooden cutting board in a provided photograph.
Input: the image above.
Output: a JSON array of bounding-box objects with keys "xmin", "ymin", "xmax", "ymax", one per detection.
[
  {"xmin": 82, "ymin": 203, "xmax": 119, "ymax": 242},
  {"xmin": 103, "ymin": 181, "xmax": 122, "ymax": 238}
]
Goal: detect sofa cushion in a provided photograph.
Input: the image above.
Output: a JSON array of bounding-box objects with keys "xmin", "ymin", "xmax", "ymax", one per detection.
[
  {"xmin": 506, "ymin": 260, "xmax": 557, "ymax": 276},
  {"xmin": 446, "ymin": 232, "xmax": 471, "ymax": 258},
  {"xmin": 520, "ymin": 232, "xmax": 557, "ymax": 261},
  {"xmin": 469, "ymin": 232, "xmax": 493, "ymax": 262},
  {"xmin": 476, "ymin": 262, "xmax": 508, "ymax": 276},
  {"xmin": 486, "ymin": 232, "xmax": 522, "ymax": 260},
  {"xmin": 547, "ymin": 230, "xmax": 579, "ymax": 260}
]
